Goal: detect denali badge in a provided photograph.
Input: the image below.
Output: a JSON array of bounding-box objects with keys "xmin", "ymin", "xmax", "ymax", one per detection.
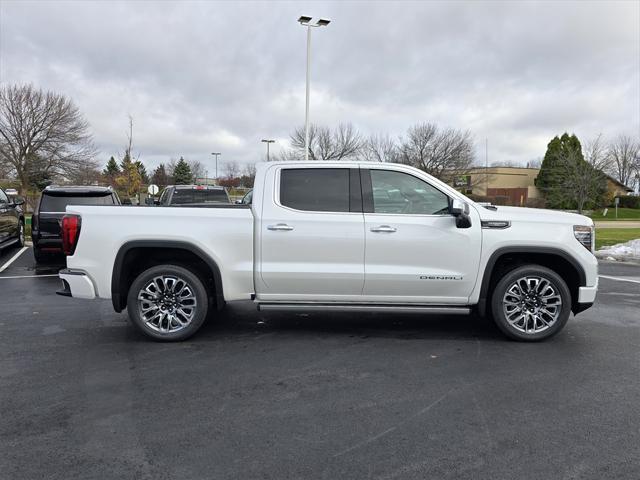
[{"xmin": 420, "ymin": 275, "xmax": 463, "ymax": 280}]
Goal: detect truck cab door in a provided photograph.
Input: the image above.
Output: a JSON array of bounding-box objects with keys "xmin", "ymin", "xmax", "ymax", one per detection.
[
  {"xmin": 361, "ymin": 167, "xmax": 481, "ymax": 304},
  {"xmin": 256, "ymin": 166, "xmax": 365, "ymax": 302}
]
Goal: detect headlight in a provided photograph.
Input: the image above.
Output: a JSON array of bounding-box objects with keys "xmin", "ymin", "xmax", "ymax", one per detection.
[{"xmin": 573, "ymin": 225, "xmax": 594, "ymax": 252}]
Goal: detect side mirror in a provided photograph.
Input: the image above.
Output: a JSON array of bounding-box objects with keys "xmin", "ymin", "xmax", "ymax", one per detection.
[
  {"xmin": 451, "ymin": 198, "xmax": 472, "ymax": 229},
  {"xmin": 12, "ymin": 196, "xmax": 25, "ymax": 206},
  {"xmin": 451, "ymin": 198, "xmax": 465, "ymax": 216}
]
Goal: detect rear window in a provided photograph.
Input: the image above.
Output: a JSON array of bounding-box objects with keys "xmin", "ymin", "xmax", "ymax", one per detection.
[
  {"xmin": 280, "ymin": 168, "xmax": 350, "ymax": 212},
  {"xmin": 40, "ymin": 194, "xmax": 116, "ymax": 212},
  {"xmin": 170, "ymin": 188, "xmax": 229, "ymax": 205}
]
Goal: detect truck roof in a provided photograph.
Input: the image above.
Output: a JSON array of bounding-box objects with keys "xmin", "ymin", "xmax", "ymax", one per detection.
[
  {"xmin": 167, "ymin": 185, "xmax": 226, "ymax": 190},
  {"xmin": 43, "ymin": 185, "xmax": 114, "ymax": 195}
]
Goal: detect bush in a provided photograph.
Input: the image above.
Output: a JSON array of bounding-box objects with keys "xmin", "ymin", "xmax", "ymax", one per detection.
[
  {"xmin": 525, "ymin": 197, "xmax": 546, "ymax": 209},
  {"xmin": 616, "ymin": 196, "xmax": 640, "ymax": 209}
]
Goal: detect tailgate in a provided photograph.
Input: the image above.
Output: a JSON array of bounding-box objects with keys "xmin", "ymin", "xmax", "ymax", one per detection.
[{"xmin": 38, "ymin": 212, "xmax": 64, "ymax": 237}]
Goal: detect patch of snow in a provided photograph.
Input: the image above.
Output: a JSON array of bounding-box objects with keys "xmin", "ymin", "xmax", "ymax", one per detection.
[{"xmin": 596, "ymin": 239, "xmax": 640, "ymax": 261}]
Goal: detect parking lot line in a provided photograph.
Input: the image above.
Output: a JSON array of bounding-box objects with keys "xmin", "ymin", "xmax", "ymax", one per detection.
[
  {"xmin": 0, "ymin": 246, "xmax": 28, "ymax": 273},
  {"xmin": 0, "ymin": 274, "xmax": 59, "ymax": 280},
  {"xmin": 599, "ymin": 274, "xmax": 640, "ymax": 285}
]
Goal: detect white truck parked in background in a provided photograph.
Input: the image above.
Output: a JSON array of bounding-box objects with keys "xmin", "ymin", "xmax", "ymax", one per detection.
[{"xmin": 58, "ymin": 162, "xmax": 598, "ymax": 342}]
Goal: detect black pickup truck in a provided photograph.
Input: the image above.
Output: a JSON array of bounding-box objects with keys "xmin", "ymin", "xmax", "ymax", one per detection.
[{"xmin": 32, "ymin": 185, "xmax": 120, "ymax": 264}]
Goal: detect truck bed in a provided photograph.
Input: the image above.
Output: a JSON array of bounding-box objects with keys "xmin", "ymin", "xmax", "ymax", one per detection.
[{"xmin": 65, "ymin": 205, "xmax": 255, "ymax": 301}]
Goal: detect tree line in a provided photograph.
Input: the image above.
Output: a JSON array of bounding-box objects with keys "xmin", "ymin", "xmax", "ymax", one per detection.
[
  {"xmin": 277, "ymin": 121, "xmax": 476, "ymax": 184},
  {"xmin": 1, "ymin": 83, "xmax": 638, "ymax": 211}
]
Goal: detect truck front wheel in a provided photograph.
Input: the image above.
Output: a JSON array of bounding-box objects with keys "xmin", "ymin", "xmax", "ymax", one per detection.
[
  {"xmin": 491, "ymin": 265, "xmax": 571, "ymax": 341},
  {"xmin": 127, "ymin": 264, "xmax": 209, "ymax": 341}
]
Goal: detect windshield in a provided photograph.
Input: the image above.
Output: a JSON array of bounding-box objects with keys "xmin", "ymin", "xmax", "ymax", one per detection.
[
  {"xmin": 39, "ymin": 193, "xmax": 116, "ymax": 212},
  {"xmin": 170, "ymin": 188, "xmax": 229, "ymax": 205}
]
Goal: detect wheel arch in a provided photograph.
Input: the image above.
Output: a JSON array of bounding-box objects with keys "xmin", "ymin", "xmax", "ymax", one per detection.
[
  {"xmin": 111, "ymin": 240, "xmax": 224, "ymax": 313},
  {"xmin": 477, "ymin": 246, "xmax": 587, "ymax": 317}
]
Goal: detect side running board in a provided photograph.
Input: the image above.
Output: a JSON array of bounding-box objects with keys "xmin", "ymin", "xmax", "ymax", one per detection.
[{"xmin": 257, "ymin": 303, "xmax": 471, "ymax": 315}]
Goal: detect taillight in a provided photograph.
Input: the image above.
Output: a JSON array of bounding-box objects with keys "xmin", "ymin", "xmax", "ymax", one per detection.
[{"xmin": 61, "ymin": 215, "xmax": 82, "ymax": 256}]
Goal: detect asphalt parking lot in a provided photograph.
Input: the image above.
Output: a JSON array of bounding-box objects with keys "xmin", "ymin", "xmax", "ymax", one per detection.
[{"xmin": 1, "ymin": 246, "xmax": 639, "ymax": 480}]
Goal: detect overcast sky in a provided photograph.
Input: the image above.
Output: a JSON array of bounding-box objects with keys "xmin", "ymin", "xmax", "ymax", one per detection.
[{"xmin": 1, "ymin": 0, "xmax": 638, "ymax": 172}]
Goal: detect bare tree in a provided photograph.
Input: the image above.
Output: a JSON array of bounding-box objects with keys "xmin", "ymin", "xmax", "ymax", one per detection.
[
  {"xmin": 167, "ymin": 157, "xmax": 178, "ymax": 178},
  {"xmin": 0, "ymin": 84, "xmax": 97, "ymax": 194},
  {"xmin": 273, "ymin": 148, "xmax": 301, "ymax": 162},
  {"xmin": 398, "ymin": 122, "xmax": 475, "ymax": 182},
  {"xmin": 490, "ymin": 160, "xmax": 520, "ymax": 168},
  {"xmin": 290, "ymin": 122, "xmax": 362, "ymax": 160},
  {"xmin": 526, "ymin": 158, "xmax": 542, "ymax": 169},
  {"xmin": 187, "ymin": 159, "xmax": 206, "ymax": 182},
  {"xmin": 223, "ymin": 160, "xmax": 240, "ymax": 179},
  {"xmin": 608, "ymin": 134, "xmax": 639, "ymax": 187},
  {"xmin": 67, "ymin": 158, "xmax": 102, "ymax": 185},
  {"xmin": 584, "ymin": 134, "xmax": 612, "ymax": 171},
  {"xmin": 359, "ymin": 133, "xmax": 398, "ymax": 163},
  {"xmin": 243, "ymin": 162, "xmax": 256, "ymax": 178}
]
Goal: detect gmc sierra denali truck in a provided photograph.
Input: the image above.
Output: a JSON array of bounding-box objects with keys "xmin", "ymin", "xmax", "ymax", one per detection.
[{"xmin": 58, "ymin": 162, "xmax": 598, "ymax": 342}]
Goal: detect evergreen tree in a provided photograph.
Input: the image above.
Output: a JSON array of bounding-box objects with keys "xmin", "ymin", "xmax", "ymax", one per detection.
[
  {"xmin": 102, "ymin": 156, "xmax": 120, "ymax": 186},
  {"xmin": 537, "ymin": 133, "xmax": 606, "ymax": 210},
  {"xmin": 151, "ymin": 163, "xmax": 169, "ymax": 187},
  {"xmin": 135, "ymin": 161, "xmax": 149, "ymax": 184},
  {"xmin": 172, "ymin": 156, "xmax": 193, "ymax": 185},
  {"xmin": 537, "ymin": 134, "xmax": 581, "ymax": 209},
  {"xmin": 103, "ymin": 156, "xmax": 120, "ymax": 176}
]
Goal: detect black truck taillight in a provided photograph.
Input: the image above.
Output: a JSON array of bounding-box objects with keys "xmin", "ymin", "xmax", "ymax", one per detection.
[{"xmin": 61, "ymin": 215, "xmax": 82, "ymax": 256}]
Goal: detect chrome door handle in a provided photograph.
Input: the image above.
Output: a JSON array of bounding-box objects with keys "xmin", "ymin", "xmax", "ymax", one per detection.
[
  {"xmin": 267, "ymin": 223, "xmax": 294, "ymax": 231},
  {"xmin": 370, "ymin": 225, "xmax": 397, "ymax": 233}
]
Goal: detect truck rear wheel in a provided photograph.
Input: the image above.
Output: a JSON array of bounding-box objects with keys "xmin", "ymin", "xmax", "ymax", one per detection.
[
  {"xmin": 491, "ymin": 265, "xmax": 571, "ymax": 341},
  {"xmin": 127, "ymin": 264, "xmax": 209, "ymax": 341}
]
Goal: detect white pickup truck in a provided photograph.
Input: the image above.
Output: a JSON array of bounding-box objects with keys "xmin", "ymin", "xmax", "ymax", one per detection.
[{"xmin": 58, "ymin": 161, "xmax": 598, "ymax": 342}]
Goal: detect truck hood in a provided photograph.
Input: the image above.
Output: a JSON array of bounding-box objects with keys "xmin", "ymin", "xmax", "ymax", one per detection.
[{"xmin": 475, "ymin": 205, "xmax": 593, "ymax": 226}]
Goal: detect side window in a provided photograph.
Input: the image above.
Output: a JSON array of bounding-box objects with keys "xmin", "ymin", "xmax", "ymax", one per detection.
[
  {"xmin": 370, "ymin": 170, "xmax": 450, "ymax": 215},
  {"xmin": 159, "ymin": 188, "xmax": 170, "ymax": 205},
  {"xmin": 0, "ymin": 190, "xmax": 7, "ymax": 204},
  {"xmin": 280, "ymin": 168, "xmax": 350, "ymax": 212}
]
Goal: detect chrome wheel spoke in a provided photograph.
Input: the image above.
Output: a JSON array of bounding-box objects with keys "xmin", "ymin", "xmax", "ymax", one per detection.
[
  {"xmin": 137, "ymin": 274, "xmax": 197, "ymax": 334},
  {"xmin": 502, "ymin": 275, "xmax": 562, "ymax": 334}
]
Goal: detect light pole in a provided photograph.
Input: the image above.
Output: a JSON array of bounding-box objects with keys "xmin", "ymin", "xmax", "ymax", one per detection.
[
  {"xmin": 298, "ymin": 15, "xmax": 331, "ymax": 161},
  {"xmin": 261, "ymin": 139, "xmax": 275, "ymax": 161},
  {"xmin": 211, "ymin": 152, "xmax": 220, "ymax": 181}
]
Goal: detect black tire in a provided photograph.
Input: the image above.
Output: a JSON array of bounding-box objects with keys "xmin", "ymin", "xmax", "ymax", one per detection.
[
  {"xmin": 490, "ymin": 264, "xmax": 571, "ymax": 342},
  {"xmin": 127, "ymin": 264, "xmax": 209, "ymax": 341}
]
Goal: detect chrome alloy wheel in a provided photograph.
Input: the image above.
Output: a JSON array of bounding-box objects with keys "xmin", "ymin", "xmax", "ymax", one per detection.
[
  {"xmin": 502, "ymin": 276, "xmax": 562, "ymax": 334},
  {"xmin": 19, "ymin": 223, "xmax": 25, "ymax": 245},
  {"xmin": 137, "ymin": 275, "xmax": 197, "ymax": 333}
]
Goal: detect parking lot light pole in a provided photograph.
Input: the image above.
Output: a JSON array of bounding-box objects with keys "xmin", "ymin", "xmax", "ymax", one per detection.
[
  {"xmin": 211, "ymin": 152, "xmax": 221, "ymax": 181},
  {"xmin": 261, "ymin": 139, "xmax": 275, "ymax": 162},
  {"xmin": 297, "ymin": 16, "xmax": 331, "ymax": 161}
]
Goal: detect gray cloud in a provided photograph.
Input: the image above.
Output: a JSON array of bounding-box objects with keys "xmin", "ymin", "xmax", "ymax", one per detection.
[{"xmin": 0, "ymin": 0, "xmax": 638, "ymax": 171}]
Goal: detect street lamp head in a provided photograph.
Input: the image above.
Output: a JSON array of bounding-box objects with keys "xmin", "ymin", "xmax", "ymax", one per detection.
[
  {"xmin": 261, "ymin": 139, "xmax": 275, "ymax": 144},
  {"xmin": 298, "ymin": 16, "xmax": 330, "ymax": 27},
  {"xmin": 211, "ymin": 152, "xmax": 220, "ymax": 155}
]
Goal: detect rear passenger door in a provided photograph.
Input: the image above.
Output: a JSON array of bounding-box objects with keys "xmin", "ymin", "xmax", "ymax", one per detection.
[{"xmin": 257, "ymin": 166, "xmax": 365, "ymax": 301}]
